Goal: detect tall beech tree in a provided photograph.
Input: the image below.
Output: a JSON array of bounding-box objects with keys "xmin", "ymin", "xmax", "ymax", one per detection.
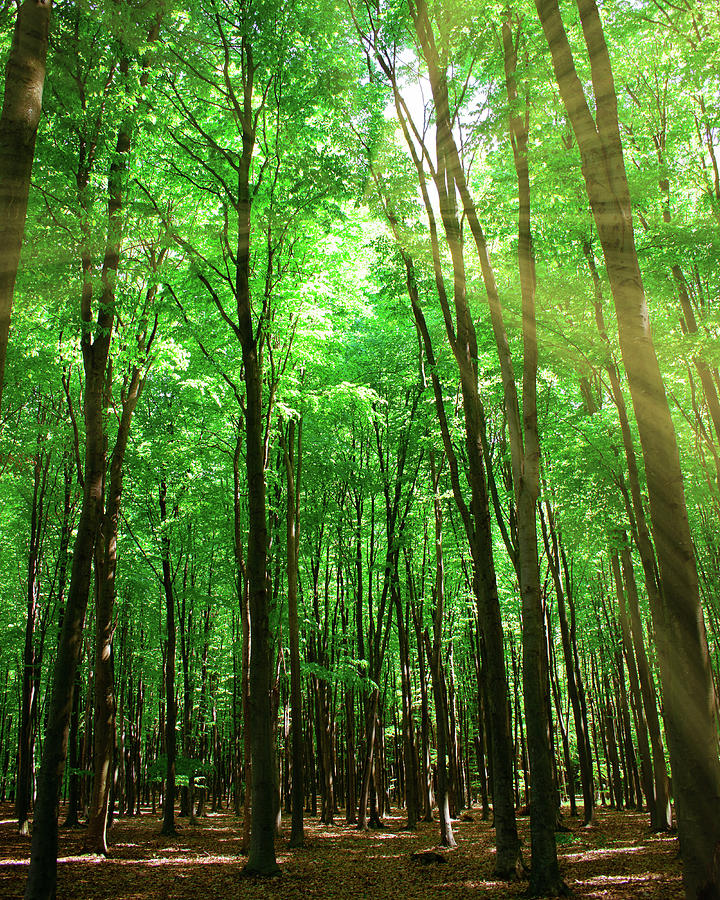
[
  {"xmin": 357, "ymin": 22, "xmax": 523, "ymax": 877},
  {"xmin": 535, "ymin": 0, "xmax": 720, "ymax": 894}
]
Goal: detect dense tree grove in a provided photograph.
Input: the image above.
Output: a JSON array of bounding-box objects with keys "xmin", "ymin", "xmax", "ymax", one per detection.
[{"xmin": 1, "ymin": 0, "xmax": 719, "ymax": 897}]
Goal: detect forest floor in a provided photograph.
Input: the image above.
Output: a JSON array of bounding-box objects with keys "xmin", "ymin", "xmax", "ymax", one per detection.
[{"xmin": 0, "ymin": 802, "xmax": 682, "ymax": 899}]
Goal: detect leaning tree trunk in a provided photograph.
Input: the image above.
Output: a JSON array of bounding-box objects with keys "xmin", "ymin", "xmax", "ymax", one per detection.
[
  {"xmin": 0, "ymin": 0, "xmax": 50, "ymax": 411},
  {"xmin": 24, "ymin": 365, "xmax": 107, "ymax": 900},
  {"xmin": 497, "ymin": 20, "xmax": 563, "ymax": 893},
  {"xmin": 24, "ymin": 92, "xmax": 130, "ymax": 900},
  {"xmin": 378, "ymin": 9, "xmax": 522, "ymax": 874},
  {"xmin": 385, "ymin": 121, "xmax": 522, "ymax": 880},
  {"xmin": 586, "ymin": 258, "xmax": 671, "ymax": 830},
  {"xmin": 535, "ymin": 1, "xmax": 720, "ymax": 894}
]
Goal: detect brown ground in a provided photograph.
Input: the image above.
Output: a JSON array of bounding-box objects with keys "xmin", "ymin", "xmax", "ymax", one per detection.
[{"xmin": 0, "ymin": 803, "xmax": 682, "ymax": 899}]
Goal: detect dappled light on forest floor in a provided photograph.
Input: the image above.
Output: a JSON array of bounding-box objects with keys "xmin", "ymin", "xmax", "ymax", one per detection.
[{"xmin": 0, "ymin": 803, "xmax": 682, "ymax": 898}]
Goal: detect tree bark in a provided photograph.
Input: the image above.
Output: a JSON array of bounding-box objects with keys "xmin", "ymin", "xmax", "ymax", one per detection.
[{"xmin": 0, "ymin": 0, "xmax": 50, "ymax": 411}]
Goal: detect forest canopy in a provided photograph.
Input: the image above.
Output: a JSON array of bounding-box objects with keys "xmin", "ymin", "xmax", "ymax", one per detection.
[{"xmin": 1, "ymin": 0, "xmax": 719, "ymax": 897}]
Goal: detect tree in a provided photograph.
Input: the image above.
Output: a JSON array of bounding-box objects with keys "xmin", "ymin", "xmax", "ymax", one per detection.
[
  {"xmin": 24, "ymin": 5, "xmax": 162, "ymax": 893},
  {"xmin": 0, "ymin": 0, "xmax": 50, "ymax": 410},
  {"xmin": 535, "ymin": 0, "xmax": 720, "ymax": 894}
]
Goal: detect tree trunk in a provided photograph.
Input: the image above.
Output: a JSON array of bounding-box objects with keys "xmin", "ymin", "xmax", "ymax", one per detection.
[
  {"xmin": 380, "ymin": 6, "xmax": 523, "ymax": 874},
  {"xmin": 24, "ymin": 17, "xmax": 158, "ymax": 888},
  {"xmin": 536, "ymin": 0, "xmax": 720, "ymax": 892},
  {"xmin": 428, "ymin": 451, "xmax": 456, "ymax": 848},
  {"xmin": 24, "ymin": 367, "xmax": 106, "ymax": 900},
  {"xmin": 501, "ymin": 22, "xmax": 563, "ymax": 892},
  {"xmin": 160, "ymin": 481, "xmax": 177, "ymax": 837},
  {"xmin": 541, "ymin": 503, "xmax": 594, "ymax": 825},
  {"xmin": 357, "ymin": 688, "xmax": 379, "ymax": 830},
  {"xmin": 283, "ymin": 421, "xmax": 304, "ymax": 847},
  {"xmin": 344, "ymin": 686, "xmax": 357, "ymax": 824},
  {"xmin": 394, "ymin": 586, "xmax": 418, "ymax": 829},
  {"xmin": 0, "ymin": 0, "xmax": 50, "ymax": 410},
  {"xmin": 233, "ymin": 425, "xmax": 252, "ymax": 851},
  {"xmin": 612, "ymin": 551, "xmax": 654, "ymax": 818},
  {"xmin": 388, "ymin": 143, "xmax": 521, "ymax": 879},
  {"xmin": 548, "ymin": 623, "xmax": 576, "ymax": 817},
  {"xmin": 63, "ymin": 667, "xmax": 82, "ymax": 827},
  {"xmin": 16, "ymin": 441, "xmax": 48, "ymax": 836},
  {"xmin": 412, "ymin": 600, "xmax": 434, "ymax": 823},
  {"xmin": 86, "ymin": 367, "xmax": 145, "ymax": 853},
  {"xmin": 619, "ymin": 543, "xmax": 672, "ymax": 831}
]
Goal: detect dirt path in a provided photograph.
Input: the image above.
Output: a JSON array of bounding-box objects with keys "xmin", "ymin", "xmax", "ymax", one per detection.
[{"xmin": 0, "ymin": 803, "xmax": 682, "ymax": 898}]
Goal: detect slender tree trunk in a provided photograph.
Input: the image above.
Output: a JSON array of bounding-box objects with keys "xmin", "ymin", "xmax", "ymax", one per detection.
[
  {"xmin": 612, "ymin": 551, "xmax": 655, "ymax": 818},
  {"xmin": 357, "ymin": 688, "xmax": 379, "ymax": 830},
  {"xmin": 16, "ymin": 441, "xmax": 48, "ymax": 836},
  {"xmin": 470, "ymin": 627, "xmax": 490, "ymax": 821},
  {"xmin": 159, "ymin": 481, "xmax": 177, "ymax": 837},
  {"xmin": 445, "ymin": 647, "xmax": 461, "ymax": 816},
  {"xmin": 24, "ymin": 19, "xmax": 159, "ymax": 889},
  {"xmin": 615, "ymin": 653, "xmax": 641, "ymax": 810},
  {"xmin": 548, "ymin": 624, "xmax": 576, "ymax": 817},
  {"xmin": 344, "ymin": 686, "xmax": 357, "ymax": 824},
  {"xmin": 586, "ymin": 247, "xmax": 672, "ymax": 830},
  {"xmin": 220, "ymin": 41, "xmax": 279, "ymax": 876},
  {"xmin": 86, "ymin": 367, "xmax": 145, "ymax": 853},
  {"xmin": 619, "ymin": 543, "xmax": 671, "ymax": 831},
  {"xmin": 541, "ymin": 504, "xmax": 594, "ymax": 825},
  {"xmin": 371, "ymin": 20, "xmax": 521, "ymax": 867},
  {"xmin": 500, "ymin": 22, "xmax": 563, "ymax": 892},
  {"xmin": 241, "ymin": 278, "xmax": 278, "ymax": 875},
  {"xmin": 415, "ymin": 612, "xmax": 434, "ymax": 823},
  {"xmin": 63, "ymin": 666, "xmax": 82, "ymax": 827},
  {"xmin": 428, "ymin": 451, "xmax": 456, "ymax": 848},
  {"xmin": 282, "ymin": 420, "xmax": 304, "ymax": 847},
  {"xmin": 394, "ymin": 587, "xmax": 418, "ymax": 829},
  {"xmin": 233, "ymin": 426, "xmax": 253, "ymax": 851}
]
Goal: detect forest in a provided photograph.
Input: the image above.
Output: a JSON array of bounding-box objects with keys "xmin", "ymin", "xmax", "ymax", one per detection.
[{"xmin": 0, "ymin": 0, "xmax": 719, "ymax": 897}]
